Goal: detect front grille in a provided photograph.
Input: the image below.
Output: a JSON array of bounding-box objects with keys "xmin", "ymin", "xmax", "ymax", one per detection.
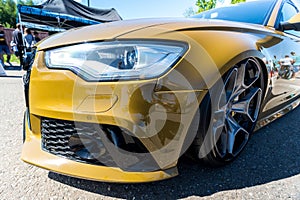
[{"xmin": 41, "ymin": 118, "xmax": 114, "ymax": 166}]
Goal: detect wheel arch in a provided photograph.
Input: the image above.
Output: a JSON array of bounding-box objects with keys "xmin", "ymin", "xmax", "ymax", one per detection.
[
  {"xmin": 185, "ymin": 51, "xmax": 268, "ymax": 165},
  {"xmin": 218, "ymin": 50, "xmax": 269, "ymax": 97}
]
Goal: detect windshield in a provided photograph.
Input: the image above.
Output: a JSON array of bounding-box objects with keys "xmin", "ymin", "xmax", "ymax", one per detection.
[{"xmin": 193, "ymin": 0, "xmax": 276, "ymax": 25}]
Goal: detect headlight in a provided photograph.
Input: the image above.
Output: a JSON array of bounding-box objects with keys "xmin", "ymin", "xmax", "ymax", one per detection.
[{"xmin": 45, "ymin": 40, "xmax": 188, "ymax": 81}]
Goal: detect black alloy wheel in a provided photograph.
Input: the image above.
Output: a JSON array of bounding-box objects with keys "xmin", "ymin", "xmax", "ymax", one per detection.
[{"xmin": 192, "ymin": 58, "xmax": 264, "ymax": 166}]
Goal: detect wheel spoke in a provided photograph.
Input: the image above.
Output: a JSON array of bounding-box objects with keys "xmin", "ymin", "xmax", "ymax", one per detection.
[
  {"xmin": 219, "ymin": 69, "xmax": 238, "ymax": 108},
  {"xmin": 218, "ymin": 131, "xmax": 228, "ymax": 156},
  {"xmin": 227, "ymin": 131, "xmax": 235, "ymax": 155},
  {"xmin": 226, "ymin": 117, "xmax": 240, "ymax": 154},
  {"xmin": 231, "ymin": 88, "xmax": 262, "ymax": 122},
  {"xmin": 225, "ymin": 68, "xmax": 238, "ymax": 100},
  {"xmin": 235, "ymin": 64, "xmax": 246, "ymax": 89},
  {"xmin": 213, "ymin": 110, "xmax": 226, "ymax": 130},
  {"xmin": 213, "ymin": 110, "xmax": 226, "ymax": 154},
  {"xmin": 226, "ymin": 116, "xmax": 250, "ymax": 156}
]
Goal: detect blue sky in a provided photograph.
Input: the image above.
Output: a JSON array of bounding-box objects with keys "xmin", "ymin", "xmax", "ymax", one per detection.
[{"xmin": 74, "ymin": 0, "xmax": 198, "ymax": 19}]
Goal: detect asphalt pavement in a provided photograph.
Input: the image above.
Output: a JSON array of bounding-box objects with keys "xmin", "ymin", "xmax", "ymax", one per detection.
[{"xmin": 0, "ymin": 70, "xmax": 299, "ymax": 200}]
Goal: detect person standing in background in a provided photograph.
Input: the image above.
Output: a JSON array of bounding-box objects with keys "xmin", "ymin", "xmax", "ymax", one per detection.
[
  {"xmin": 0, "ymin": 24, "xmax": 12, "ymax": 66},
  {"xmin": 12, "ymin": 23, "xmax": 25, "ymax": 66},
  {"xmin": 33, "ymin": 31, "xmax": 41, "ymax": 43},
  {"xmin": 291, "ymin": 51, "xmax": 300, "ymax": 73},
  {"xmin": 24, "ymin": 28, "xmax": 34, "ymax": 52}
]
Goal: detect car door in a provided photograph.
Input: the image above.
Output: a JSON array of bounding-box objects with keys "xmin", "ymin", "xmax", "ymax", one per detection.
[{"xmin": 259, "ymin": 0, "xmax": 300, "ymax": 116}]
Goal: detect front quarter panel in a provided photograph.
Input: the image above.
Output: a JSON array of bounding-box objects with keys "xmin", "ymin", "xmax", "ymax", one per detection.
[{"xmin": 119, "ymin": 23, "xmax": 300, "ymax": 129}]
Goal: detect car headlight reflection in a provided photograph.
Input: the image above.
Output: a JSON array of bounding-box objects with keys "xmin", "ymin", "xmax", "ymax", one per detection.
[{"xmin": 45, "ymin": 40, "xmax": 188, "ymax": 81}]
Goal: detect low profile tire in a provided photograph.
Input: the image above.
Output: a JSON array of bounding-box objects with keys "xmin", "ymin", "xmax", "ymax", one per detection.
[{"xmin": 192, "ymin": 58, "xmax": 264, "ymax": 166}]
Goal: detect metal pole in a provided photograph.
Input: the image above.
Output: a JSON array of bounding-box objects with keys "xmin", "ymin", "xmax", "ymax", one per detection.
[{"xmin": 87, "ymin": 0, "xmax": 90, "ymax": 7}]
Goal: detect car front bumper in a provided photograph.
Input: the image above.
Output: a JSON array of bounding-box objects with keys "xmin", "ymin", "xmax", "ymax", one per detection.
[
  {"xmin": 22, "ymin": 112, "xmax": 179, "ymax": 183},
  {"xmin": 21, "ymin": 50, "xmax": 207, "ymax": 182}
]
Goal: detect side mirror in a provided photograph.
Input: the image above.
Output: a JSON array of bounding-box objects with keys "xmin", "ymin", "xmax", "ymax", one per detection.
[{"xmin": 280, "ymin": 13, "xmax": 300, "ymax": 31}]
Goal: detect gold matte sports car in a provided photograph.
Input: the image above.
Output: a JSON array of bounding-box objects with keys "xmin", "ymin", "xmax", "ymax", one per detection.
[{"xmin": 22, "ymin": 0, "xmax": 300, "ymax": 182}]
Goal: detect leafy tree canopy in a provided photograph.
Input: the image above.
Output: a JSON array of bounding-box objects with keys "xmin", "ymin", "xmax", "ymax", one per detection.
[
  {"xmin": 0, "ymin": 0, "xmax": 36, "ymax": 28},
  {"xmin": 196, "ymin": 0, "xmax": 246, "ymax": 13}
]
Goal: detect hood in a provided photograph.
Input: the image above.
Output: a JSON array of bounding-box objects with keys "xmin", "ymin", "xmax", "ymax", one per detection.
[{"xmin": 38, "ymin": 18, "xmax": 271, "ymax": 50}]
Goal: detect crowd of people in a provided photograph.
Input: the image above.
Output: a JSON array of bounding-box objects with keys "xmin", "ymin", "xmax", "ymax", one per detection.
[{"xmin": 0, "ymin": 23, "xmax": 41, "ymax": 75}]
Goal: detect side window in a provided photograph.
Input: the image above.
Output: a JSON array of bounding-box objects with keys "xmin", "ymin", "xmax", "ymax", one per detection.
[
  {"xmin": 279, "ymin": 2, "xmax": 300, "ymax": 37},
  {"xmin": 281, "ymin": 2, "xmax": 298, "ymax": 22}
]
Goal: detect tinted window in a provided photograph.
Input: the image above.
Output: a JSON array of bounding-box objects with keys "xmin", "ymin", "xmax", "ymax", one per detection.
[
  {"xmin": 280, "ymin": 2, "xmax": 298, "ymax": 22},
  {"xmin": 193, "ymin": 0, "xmax": 275, "ymax": 25},
  {"xmin": 279, "ymin": 2, "xmax": 299, "ymax": 37}
]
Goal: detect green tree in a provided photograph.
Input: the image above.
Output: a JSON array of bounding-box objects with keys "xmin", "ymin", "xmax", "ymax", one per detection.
[
  {"xmin": 196, "ymin": 0, "xmax": 216, "ymax": 13},
  {"xmin": 0, "ymin": 0, "xmax": 36, "ymax": 28},
  {"xmin": 231, "ymin": 0, "xmax": 246, "ymax": 4},
  {"xmin": 0, "ymin": 0, "xmax": 17, "ymax": 28},
  {"xmin": 17, "ymin": 0, "xmax": 35, "ymax": 5},
  {"xmin": 196, "ymin": 0, "xmax": 246, "ymax": 13}
]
